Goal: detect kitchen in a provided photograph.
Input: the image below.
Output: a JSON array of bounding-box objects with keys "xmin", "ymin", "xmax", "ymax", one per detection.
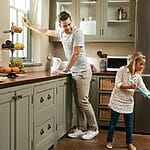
[{"xmin": 0, "ymin": 0, "xmax": 150, "ymax": 150}]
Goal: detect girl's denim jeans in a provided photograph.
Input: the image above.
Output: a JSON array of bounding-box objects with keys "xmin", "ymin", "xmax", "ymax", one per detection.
[{"xmin": 107, "ymin": 109, "xmax": 133, "ymax": 144}]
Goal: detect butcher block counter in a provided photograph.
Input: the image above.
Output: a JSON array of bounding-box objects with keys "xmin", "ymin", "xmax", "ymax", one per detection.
[
  {"xmin": 0, "ymin": 71, "xmax": 70, "ymax": 89},
  {"xmin": 0, "ymin": 71, "xmax": 116, "ymax": 89}
]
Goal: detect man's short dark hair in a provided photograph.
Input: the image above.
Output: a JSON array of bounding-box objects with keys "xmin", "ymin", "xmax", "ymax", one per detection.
[{"xmin": 58, "ymin": 11, "xmax": 72, "ymax": 22}]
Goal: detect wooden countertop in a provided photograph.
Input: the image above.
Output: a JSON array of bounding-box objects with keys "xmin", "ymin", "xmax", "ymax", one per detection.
[
  {"xmin": 0, "ymin": 71, "xmax": 70, "ymax": 89},
  {"xmin": 0, "ymin": 71, "xmax": 116, "ymax": 89}
]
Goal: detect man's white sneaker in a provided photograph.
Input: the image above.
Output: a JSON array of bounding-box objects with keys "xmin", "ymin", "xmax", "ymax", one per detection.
[
  {"xmin": 81, "ymin": 130, "xmax": 99, "ymax": 140},
  {"xmin": 68, "ymin": 129, "xmax": 86, "ymax": 138}
]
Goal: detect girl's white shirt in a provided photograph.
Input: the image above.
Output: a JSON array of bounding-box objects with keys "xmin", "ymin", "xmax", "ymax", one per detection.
[{"xmin": 108, "ymin": 66, "xmax": 150, "ymax": 113}]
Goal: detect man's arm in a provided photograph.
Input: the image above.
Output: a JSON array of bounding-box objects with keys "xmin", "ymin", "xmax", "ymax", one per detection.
[
  {"xmin": 64, "ymin": 46, "xmax": 80, "ymax": 72},
  {"xmin": 23, "ymin": 18, "xmax": 57, "ymax": 37}
]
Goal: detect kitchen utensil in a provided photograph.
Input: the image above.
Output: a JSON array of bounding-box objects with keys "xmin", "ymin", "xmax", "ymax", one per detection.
[
  {"xmin": 102, "ymin": 54, "xmax": 107, "ymax": 58},
  {"xmin": 97, "ymin": 51, "xmax": 102, "ymax": 58},
  {"xmin": 117, "ymin": 7, "xmax": 127, "ymax": 20}
]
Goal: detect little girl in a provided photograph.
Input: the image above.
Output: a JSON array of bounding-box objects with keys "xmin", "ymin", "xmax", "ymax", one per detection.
[{"xmin": 106, "ymin": 51, "xmax": 150, "ymax": 150}]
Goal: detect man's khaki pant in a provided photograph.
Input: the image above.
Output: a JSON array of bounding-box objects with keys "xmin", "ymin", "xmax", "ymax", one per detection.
[{"xmin": 72, "ymin": 69, "xmax": 98, "ymax": 131}]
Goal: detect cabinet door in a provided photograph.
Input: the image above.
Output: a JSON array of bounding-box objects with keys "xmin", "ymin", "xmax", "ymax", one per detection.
[
  {"xmin": 78, "ymin": 0, "xmax": 100, "ymax": 41},
  {"xmin": 49, "ymin": 0, "xmax": 75, "ymax": 41},
  {"xmin": 49, "ymin": 0, "xmax": 136, "ymax": 42},
  {"xmin": 56, "ymin": 78, "xmax": 67, "ymax": 139},
  {"xmin": 0, "ymin": 92, "xmax": 15, "ymax": 150},
  {"xmin": 102, "ymin": 0, "xmax": 136, "ymax": 42},
  {"xmin": 89, "ymin": 76, "xmax": 99, "ymax": 118},
  {"xmin": 15, "ymin": 87, "xmax": 33, "ymax": 150},
  {"xmin": 64, "ymin": 76, "xmax": 72, "ymax": 131}
]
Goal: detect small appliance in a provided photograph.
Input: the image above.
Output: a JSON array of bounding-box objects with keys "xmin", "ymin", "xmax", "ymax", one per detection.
[{"xmin": 107, "ymin": 56, "xmax": 129, "ymax": 71}]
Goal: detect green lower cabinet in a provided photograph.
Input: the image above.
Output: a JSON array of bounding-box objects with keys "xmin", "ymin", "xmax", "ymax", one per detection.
[
  {"xmin": 33, "ymin": 76, "xmax": 72, "ymax": 150},
  {"xmin": 56, "ymin": 77, "xmax": 72, "ymax": 140},
  {"xmin": 0, "ymin": 76, "xmax": 72, "ymax": 150},
  {"xmin": 15, "ymin": 87, "xmax": 33, "ymax": 150},
  {"xmin": 89, "ymin": 76, "xmax": 99, "ymax": 120},
  {"xmin": 33, "ymin": 80, "xmax": 56, "ymax": 150},
  {"xmin": 89, "ymin": 75, "xmax": 125, "ymax": 128},
  {"xmin": 0, "ymin": 85, "xmax": 33, "ymax": 150},
  {"xmin": 0, "ymin": 92, "xmax": 15, "ymax": 150}
]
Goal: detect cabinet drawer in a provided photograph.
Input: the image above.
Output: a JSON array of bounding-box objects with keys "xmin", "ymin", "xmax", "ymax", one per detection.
[
  {"xmin": 99, "ymin": 108, "xmax": 110, "ymax": 121},
  {"xmin": 35, "ymin": 116, "xmax": 55, "ymax": 145},
  {"xmin": 34, "ymin": 82, "xmax": 55, "ymax": 113},
  {"xmin": 100, "ymin": 78, "xmax": 115, "ymax": 90},
  {"xmin": 99, "ymin": 108, "xmax": 124, "ymax": 122},
  {"xmin": 34, "ymin": 88, "xmax": 54, "ymax": 112},
  {"xmin": 99, "ymin": 93, "xmax": 111, "ymax": 105}
]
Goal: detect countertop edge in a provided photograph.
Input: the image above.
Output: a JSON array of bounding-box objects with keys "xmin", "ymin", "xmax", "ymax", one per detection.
[{"xmin": 0, "ymin": 71, "xmax": 71, "ymax": 89}]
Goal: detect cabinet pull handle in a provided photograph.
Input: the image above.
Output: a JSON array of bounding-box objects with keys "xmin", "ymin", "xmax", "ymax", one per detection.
[
  {"xmin": 40, "ymin": 129, "xmax": 44, "ymax": 135},
  {"xmin": 12, "ymin": 96, "xmax": 17, "ymax": 101},
  {"xmin": 47, "ymin": 94, "xmax": 51, "ymax": 100},
  {"xmin": 129, "ymin": 34, "xmax": 133, "ymax": 37},
  {"xmin": 100, "ymin": 29, "xmax": 101, "ymax": 35},
  {"xmin": 17, "ymin": 95, "xmax": 23, "ymax": 99},
  {"xmin": 48, "ymin": 145, "xmax": 54, "ymax": 150},
  {"xmin": 91, "ymin": 79, "xmax": 96, "ymax": 81},
  {"xmin": 40, "ymin": 97, "xmax": 44, "ymax": 103},
  {"xmin": 101, "ymin": 29, "xmax": 104, "ymax": 35},
  {"xmin": 47, "ymin": 124, "xmax": 51, "ymax": 130}
]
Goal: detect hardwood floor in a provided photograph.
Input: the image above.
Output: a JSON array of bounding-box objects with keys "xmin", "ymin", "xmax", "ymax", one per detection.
[{"xmin": 56, "ymin": 129, "xmax": 150, "ymax": 150}]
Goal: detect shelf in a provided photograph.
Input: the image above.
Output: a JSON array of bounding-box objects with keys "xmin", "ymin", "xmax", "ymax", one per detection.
[
  {"xmin": 58, "ymin": 2, "xmax": 72, "ymax": 5},
  {"xmin": 99, "ymin": 90, "xmax": 112, "ymax": 94},
  {"xmin": 108, "ymin": 19, "xmax": 129, "ymax": 23},
  {"xmin": 81, "ymin": 1, "xmax": 97, "ymax": 4},
  {"xmin": 108, "ymin": 0, "xmax": 129, "ymax": 3},
  {"xmin": 99, "ymin": 105, "xmax": 109, "ymax": 109}
]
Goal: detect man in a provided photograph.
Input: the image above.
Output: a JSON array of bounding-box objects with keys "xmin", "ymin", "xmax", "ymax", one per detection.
[{"xmin": 23, "ymin": 11, "xmax": 99, "ymax": 140}]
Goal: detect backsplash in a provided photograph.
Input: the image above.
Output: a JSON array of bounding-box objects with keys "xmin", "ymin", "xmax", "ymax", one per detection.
[{"xmin": 53, "ymin": 42, "xmax": 135, "ymax": 60}]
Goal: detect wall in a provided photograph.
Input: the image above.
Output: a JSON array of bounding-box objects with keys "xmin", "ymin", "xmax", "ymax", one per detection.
[
  {"xmin": 53, "ymin": 42, "xmax": 134, "ymax": 60},
  {"xmin": 0, "ymin": 0, "xmax": 10, "ymax": 66},
  {"xmin": 0, "ymin": 0, "xmax": 54, "ymax": 72},
  {"xmin": 26, "ymin": 0, "xmax": 54, "ymax": 72},
  {"xmin": 0, "ymin": 0, "xmax": 134, "ymax": 72}
]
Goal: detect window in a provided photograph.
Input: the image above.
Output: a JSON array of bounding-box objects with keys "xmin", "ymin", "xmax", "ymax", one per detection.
[{"xmin": 10, "ymin": 0, "xmax": 30, "ymax": 61}]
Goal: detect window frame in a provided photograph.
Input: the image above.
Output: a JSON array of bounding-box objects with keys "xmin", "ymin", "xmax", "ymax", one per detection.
[{"xmin": 10, "ymin": 0, "xmax": 31, "ymax": 62}]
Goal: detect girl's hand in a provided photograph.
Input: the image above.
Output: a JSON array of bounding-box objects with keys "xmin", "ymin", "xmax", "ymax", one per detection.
[
  {"xmin": 129, "ymin": 83, "xmax": 137, "ymax": 89},
  {"xmin": 120, "ymin": 82, "xmax": 137, "ymax": 89}
]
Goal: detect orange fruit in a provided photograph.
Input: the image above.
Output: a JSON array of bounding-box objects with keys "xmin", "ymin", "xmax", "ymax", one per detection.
[
  {"xmin": 11, "ymin": 66, "xmax": 20, "ymax": 73},
  {"xmin": 0, "ymin": 66, "xmax": 12, "ymax": 73},
  {"xmin": 0, "ymin": 66, "xmax": 5, "ymax": 73},
  {"xmin": 4, "ymin": 67, "xmax": 12, "ymax": 73}
]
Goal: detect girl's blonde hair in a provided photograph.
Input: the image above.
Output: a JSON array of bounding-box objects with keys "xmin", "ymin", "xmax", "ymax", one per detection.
[{"xmin": 127, "ymin": 51, "xmax": 146, "ymax": 74}]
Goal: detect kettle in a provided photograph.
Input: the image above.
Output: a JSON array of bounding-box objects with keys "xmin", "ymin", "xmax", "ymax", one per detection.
[{"xmin": 117, "ymin": 7, "xmax": 127, "ymax": 20}]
